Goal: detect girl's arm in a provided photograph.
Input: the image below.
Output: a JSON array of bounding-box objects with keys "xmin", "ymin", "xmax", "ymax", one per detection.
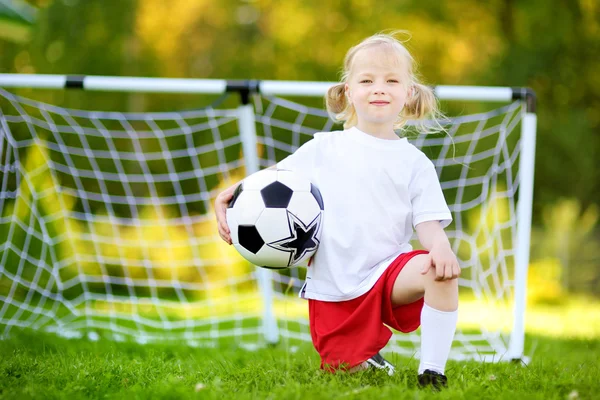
[
  {"xmin": 415, "ymin": 221, "xmax": 461, "ymax": 281},
  {"xmin": 215, "ymin": 182, "xmax": 238, "ymax": 244}
]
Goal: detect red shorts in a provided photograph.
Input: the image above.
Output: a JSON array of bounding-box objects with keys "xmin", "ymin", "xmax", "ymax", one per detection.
[{"xmin": 308, "ymin": 250, "xmax": 427, "ymax": 372}]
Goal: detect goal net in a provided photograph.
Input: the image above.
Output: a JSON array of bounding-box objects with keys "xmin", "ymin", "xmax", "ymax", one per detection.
[{"xmin": 0, "ymin": 78, "xmax": 536, "ymax": 361}]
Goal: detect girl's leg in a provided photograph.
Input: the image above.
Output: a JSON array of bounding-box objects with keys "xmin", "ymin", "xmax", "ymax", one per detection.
[
  {"xmin": 390, "ymin": 254, "xmax": 458, "ymax": 311},
  {"xmin": 391, "ymin": 254, "xmax": 458, "ymax": 377}
]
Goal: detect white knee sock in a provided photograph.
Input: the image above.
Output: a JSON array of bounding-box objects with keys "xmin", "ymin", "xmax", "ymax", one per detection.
[{"xmin": 418, "ymin": 303, "xmax": 458, "ymax": 375}]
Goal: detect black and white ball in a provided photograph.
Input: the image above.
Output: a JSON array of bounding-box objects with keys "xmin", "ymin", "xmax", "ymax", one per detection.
[{"xmin": 226, "ymin": 169, "xmax": 324, "ymax": 269}]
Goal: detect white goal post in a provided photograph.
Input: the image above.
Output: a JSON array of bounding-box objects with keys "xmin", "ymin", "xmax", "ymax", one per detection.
[{"xmin": 0, "ymin": 74, "xmax": 536, "ymax": 362}]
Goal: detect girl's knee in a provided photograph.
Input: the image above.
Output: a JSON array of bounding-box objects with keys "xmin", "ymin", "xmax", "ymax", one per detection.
[{"xmin": 424, "ymin": 268, "xmax": 459, "ymax": 289}]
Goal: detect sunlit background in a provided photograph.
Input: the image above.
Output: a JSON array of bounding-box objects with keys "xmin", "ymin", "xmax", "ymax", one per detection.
[{"xmin": 1, "ymin": 0, "xmax": 599, "ymax": 342}]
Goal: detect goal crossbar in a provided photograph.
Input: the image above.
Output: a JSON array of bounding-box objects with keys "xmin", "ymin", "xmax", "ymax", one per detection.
[{"xmin": 0, "ymin": 74, "xmax": 536, "ymax": 111}]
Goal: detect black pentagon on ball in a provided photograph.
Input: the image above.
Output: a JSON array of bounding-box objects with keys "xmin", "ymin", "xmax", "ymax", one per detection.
[
  {"xmin": 260, "ymin": 181, "xmax": 293, "ymax": 208},
  {"xmin": 227, "ymin": 183, "xmax": 243, "ymax": 209},
  {"xmin": 238, "ymin": 225, "xmax": 264, "ymax": 254},
  {"xmin": 310, "ymin": 183, "xmax": 324, "ymax": 210}
]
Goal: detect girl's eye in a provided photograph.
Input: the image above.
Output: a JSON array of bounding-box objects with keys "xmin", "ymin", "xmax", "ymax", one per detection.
[
  {"xmin": 388, "ymin": 79, "xmax": 399, "ymax": 83},
  {"xmin": 360, "ymin": 79, "xmax": 372, "ymax": 84}
]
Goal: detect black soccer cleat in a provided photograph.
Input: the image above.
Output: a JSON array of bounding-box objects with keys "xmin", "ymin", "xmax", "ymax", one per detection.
[
  {"xmin": 418, "ymin": 369, "xmax": 448, "ymax": 390},
  {"xmin": 365, "ymin": 352, "xmax": 395, "ymax": 376}
]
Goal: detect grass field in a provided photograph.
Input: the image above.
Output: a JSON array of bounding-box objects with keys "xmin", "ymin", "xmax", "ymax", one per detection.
[
  {"xmin": 2, "ymin": 295, "xmax": 600, "ymax": 400},
  {"xmin": 1, "ymin": 326, "xmax": 599, "ymax": 400}
]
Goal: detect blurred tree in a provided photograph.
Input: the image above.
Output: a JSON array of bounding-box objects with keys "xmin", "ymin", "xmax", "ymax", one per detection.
[
  {"xmin": 0, "ymin": 0, "xmax": 598, "ymax": 294},
  {"xmin": 487, "ymin": 0, "xmax": 600, "ymax": 219},
  {"xmin": 0, "ymin": 0, "xmax": 36, "ymax": 43}
]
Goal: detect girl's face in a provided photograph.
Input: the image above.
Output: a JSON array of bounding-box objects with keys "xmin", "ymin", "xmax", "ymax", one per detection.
[{"xmin": 345, "ymin": 47, "xmax": 410, "ymax": 135}]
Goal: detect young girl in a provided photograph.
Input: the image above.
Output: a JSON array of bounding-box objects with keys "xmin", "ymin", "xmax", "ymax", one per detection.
[{"xmin": 215, "ymin": 32, "xmax": 460, "ymax": 389}]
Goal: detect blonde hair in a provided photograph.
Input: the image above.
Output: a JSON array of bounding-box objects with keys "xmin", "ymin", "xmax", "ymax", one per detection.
[{"xmin": 326, "ymin": 32, "xmax": 445, "ymax": 135}]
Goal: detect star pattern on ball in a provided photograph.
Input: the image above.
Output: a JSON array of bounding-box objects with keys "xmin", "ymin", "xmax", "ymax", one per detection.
[{"xmin": 266, "ymin": 211, "xmax": 321, "ymax": 266}]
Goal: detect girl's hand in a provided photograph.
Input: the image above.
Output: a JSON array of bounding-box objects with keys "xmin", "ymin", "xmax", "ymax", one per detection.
[
  {"xmin": 215, "ymin": 185, "xmax": 238, "ymax": 245},
  {"xmin": 421, "ymin": 244, "xmax": 461, "ymax": 281}
]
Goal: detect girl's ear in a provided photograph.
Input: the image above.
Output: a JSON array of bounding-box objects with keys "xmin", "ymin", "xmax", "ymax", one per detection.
[{"xmin": 345, "ymin": 83, "xmax": 351, "ymax": 101}]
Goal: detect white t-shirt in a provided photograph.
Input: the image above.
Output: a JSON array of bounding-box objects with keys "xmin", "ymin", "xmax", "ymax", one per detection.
[{"xmin": 277, "ymin": 126, "xmax": 452, "ymax": 302}]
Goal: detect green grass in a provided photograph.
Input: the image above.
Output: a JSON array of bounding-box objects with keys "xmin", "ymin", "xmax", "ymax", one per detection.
[{"xmin": 1, "ymin": 329, "xmax": 598, "ymax": 399}]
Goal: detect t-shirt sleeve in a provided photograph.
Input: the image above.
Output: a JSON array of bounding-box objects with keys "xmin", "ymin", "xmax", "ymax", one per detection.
[
  {"xmin": 410, "ymin": 158, "xmax": 453, "ymax": 228},
  {"xmin": 276, "ymin": 132, "xmax": 325, "ymax": 180}
]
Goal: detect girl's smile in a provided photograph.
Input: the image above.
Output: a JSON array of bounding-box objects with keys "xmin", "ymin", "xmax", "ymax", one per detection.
[{"xmin": 370, "ymin": 101, "xmax": 390, "ymax": 106}]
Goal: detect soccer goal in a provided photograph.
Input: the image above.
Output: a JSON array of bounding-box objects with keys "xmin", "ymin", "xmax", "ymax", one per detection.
[{"xmin": 0, "ymin": 74, "xmax": 536, "ymax": 362}]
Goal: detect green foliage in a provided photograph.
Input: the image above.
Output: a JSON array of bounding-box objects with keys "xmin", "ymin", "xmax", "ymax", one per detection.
[
  {"xmin": 0, "ymin": 0, "xmax": 598, "ymax": 297},
  {"xmin": 2, "ymin": 0, "xmax": 596, "ymax": 215},
  {"xmin": 0, "ymin": 0, "xmax": 36, "ymax": 43},
  {"xmin": 527, "ymin": 258, "xmax": 565, "ymax": 305},
  {"xmin": 531, "ymin": 199, "xmax": 600, "ymax": 296}
]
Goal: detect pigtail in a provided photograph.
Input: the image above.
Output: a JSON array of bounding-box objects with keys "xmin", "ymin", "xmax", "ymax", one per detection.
[
  {"xmin": 404, "ymin": 83, "xmax": 436, "ymax": 120},
  {"xmin": 325, "ymin": 83, "xmax": 358, "ymax": 129},
  {"xmin": 398, "ymin": 82, "xmax": 445, "ymax": 135},
  {"xmin": 325, "ymin": 83, "xmax": 346, "ymax": 114}
]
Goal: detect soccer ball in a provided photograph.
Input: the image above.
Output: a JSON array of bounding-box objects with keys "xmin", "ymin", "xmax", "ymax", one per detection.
[{"xmin": 226, "ymin": 169, "xmax": 324, "ymax": 269}]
